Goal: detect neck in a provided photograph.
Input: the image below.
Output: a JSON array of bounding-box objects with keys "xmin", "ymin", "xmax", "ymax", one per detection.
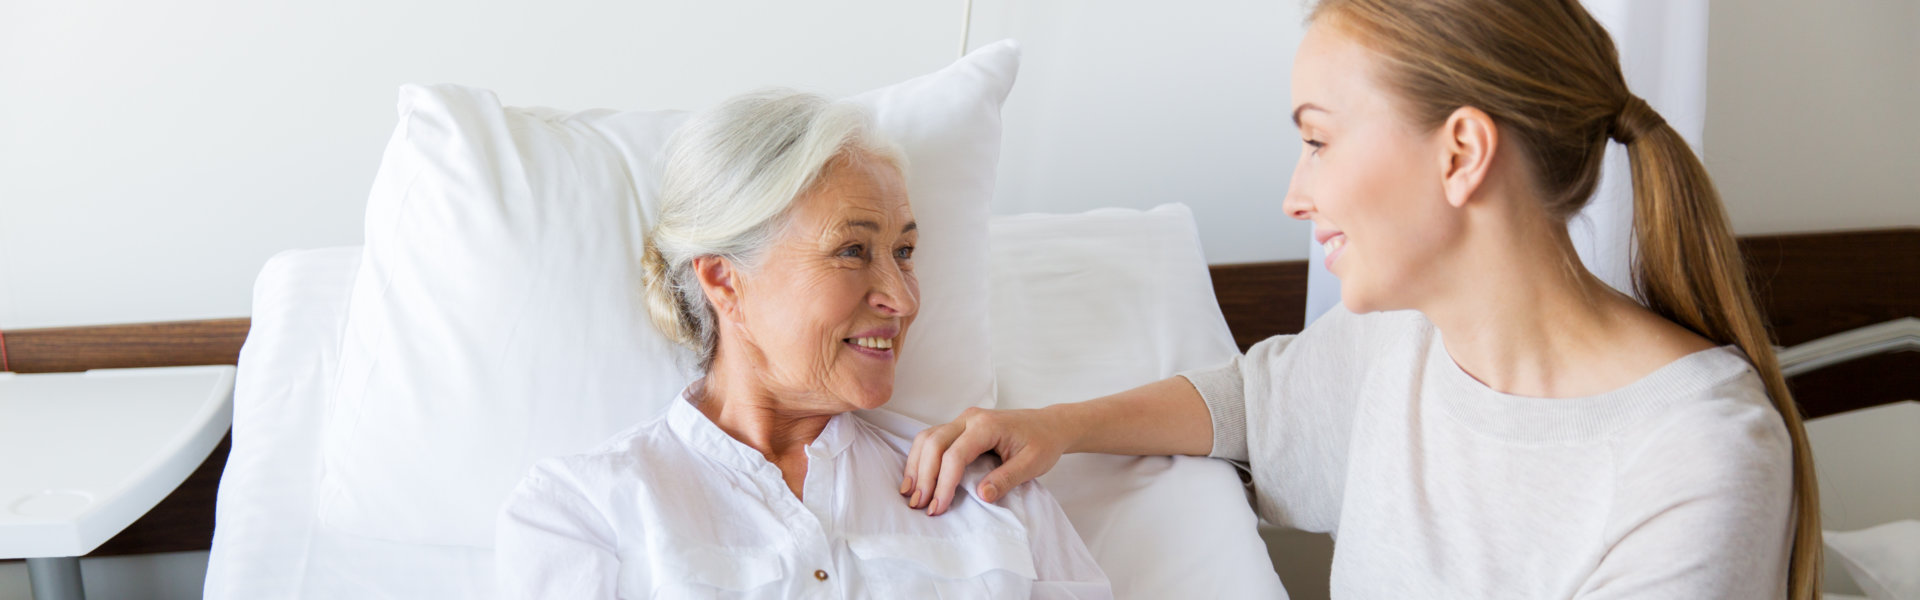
[
  {"xmin": 697, "ymin": 349, "xmax": 833, "ymax": 461},
  {"xmin": 1418, "ymin": 204, "xmax": 1640, "ymax": 398}
]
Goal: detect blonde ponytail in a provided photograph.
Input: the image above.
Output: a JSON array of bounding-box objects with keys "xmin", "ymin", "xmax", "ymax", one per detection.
[{"xmin": 1615, "ymin": 97, "xmax": 1823, "ymax": 599}]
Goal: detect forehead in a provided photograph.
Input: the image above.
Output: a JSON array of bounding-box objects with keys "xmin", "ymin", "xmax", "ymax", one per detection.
[
  {"xmin": 1291, "ymin": 22, "xmax": 1384, "ymax": 119},
  {"xmin": 791, "ymin": 152, "xmax": 913, "ymax": 228}
]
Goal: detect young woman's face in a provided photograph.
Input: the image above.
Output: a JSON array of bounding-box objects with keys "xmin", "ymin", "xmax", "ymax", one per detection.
[{"xmin": 1283, "ymin": 22, "xmax": 1465, "ymax": 313}]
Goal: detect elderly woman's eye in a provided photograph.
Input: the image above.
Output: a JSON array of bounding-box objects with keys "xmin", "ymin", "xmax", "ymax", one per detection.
[
  {"xmin": 895, "ymin": 246, "xmax": 914, "ymax": 261},
  {"xmin": 839, "ymin": 244, "xmax": 866, "ymax": 259}
]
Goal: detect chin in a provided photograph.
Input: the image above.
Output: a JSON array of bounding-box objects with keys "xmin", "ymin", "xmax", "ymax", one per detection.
[
  {"xmin": 1339, "ymin": 286, "xmax": 1378, "ymax": 314},
  {"xmin": 847, "ymin": 381, "xmax": 895, "ymax": 411}
]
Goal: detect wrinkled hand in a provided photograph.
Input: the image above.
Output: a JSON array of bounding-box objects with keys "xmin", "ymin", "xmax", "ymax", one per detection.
[{"xmin": 901, "ymin": 406, "xmax": 1072, "ymax": 516}]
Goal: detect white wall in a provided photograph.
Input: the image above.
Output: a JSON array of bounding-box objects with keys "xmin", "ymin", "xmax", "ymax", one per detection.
[
  {"xmin": 7, "ymin": 0, "xmax": 1912, "ymax": 331},
  {"xmin": 0, "ymin": 0, "xmax": 963, "ymax": 329},
  {"xmin": 971, "ymin": 0, "xmax": 1311, "ymax": 265},
  {"xmin": 1705, "ymin": 0, "xmax": 1920, "ymax": 235}
]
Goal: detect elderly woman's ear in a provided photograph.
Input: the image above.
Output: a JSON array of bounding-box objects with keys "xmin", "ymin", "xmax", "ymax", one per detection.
[{"xmin": 691, "ymin": 255, "xmax": 744, "ymax": 323}]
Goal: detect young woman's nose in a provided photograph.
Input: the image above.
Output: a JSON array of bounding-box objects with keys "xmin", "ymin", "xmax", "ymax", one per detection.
[
  {"xmin": 1281, "ymin": 187, "xmax": 1315, "ymax": 221},
  {"xmin": 1281, "ymin": 156, "xmax": 1315, "ymax": 221}
]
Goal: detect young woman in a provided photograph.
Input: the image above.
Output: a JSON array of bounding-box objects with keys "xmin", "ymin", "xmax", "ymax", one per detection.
[{"xmin": 901, "ymin": 0, "xmax": 1819, "ymax": 597}]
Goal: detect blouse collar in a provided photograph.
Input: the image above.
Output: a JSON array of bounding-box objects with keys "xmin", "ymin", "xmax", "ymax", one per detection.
[{"xmin": 665, "ymin": 387, "xmax": 859, "ymax": 475}]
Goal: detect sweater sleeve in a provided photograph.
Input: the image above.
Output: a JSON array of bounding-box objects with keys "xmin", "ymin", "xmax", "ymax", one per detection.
[
  {"xmin": 1575, "ymin": 390, "xmax": 1795, "ymax": 599},
  {"xmin": 1178, "ymin": 306, "xmax": 1404, "ymax": 531},
  {"xmin": 1177, "ymin": 335, "xmax": 1292, "ymax": 463}
]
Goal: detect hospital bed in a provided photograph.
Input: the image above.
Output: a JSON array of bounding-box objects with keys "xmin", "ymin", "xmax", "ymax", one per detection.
[{"xmin": 8, "ymin": 231, "xmax": 1909, "ymax": 599}]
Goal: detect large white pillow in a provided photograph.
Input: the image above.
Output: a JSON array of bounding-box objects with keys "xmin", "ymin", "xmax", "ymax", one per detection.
[
  {"xmin": 989, "ymin": 204, "xmax": 1289, "ymax": 598},
  {"xmin": 321, "ymin": 41, "xmax": 1019, "ymax": 548}
]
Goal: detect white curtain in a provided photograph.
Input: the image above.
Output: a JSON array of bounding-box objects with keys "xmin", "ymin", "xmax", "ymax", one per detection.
[{"xmin": 1304, "ymin": 0, "xmax": 1710, "ymax": 323}]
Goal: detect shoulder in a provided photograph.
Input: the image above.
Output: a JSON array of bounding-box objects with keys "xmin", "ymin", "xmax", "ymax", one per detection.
[
  {"xmin": 1273, "ymin": 304, "xmax": 1430, "ymax": 358},
  {"xmin": 847, "ymin": 408, "xmax": 929, "ymax": 455},
  {"xmin": 1612, "ymin": 352, "xmax": 1792, "ymax": 498},
  {"xmin": 517, "ymin": 413, "xmax": 681, "ymax": 498}
]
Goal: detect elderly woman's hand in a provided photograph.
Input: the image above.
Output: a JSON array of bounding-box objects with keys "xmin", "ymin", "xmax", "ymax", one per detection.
[{"xmin": 902, "ymin": 406, "xmax": 1076, "ymax": 516}]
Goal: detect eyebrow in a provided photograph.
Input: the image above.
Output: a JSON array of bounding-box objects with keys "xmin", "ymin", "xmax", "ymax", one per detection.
[
  {"xmin": 1292, "ymin": 103, "xmax": 1329, "ymax": 128},
  {"xmin": 843, "ymin": 220, "xmax": 918, "ymax": 234}
]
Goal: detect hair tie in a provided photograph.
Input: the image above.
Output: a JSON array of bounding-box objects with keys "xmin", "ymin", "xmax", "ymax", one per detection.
[{"xmin": 1610, "ymin": 95, "xmax": 1665, "ymax": 145}]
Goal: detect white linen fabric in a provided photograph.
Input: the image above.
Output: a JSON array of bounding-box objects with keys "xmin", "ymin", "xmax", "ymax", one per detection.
[
  {"xmin": 494, "ymin": 391, "xmax": 1112, "ymax": 599},
  {"xmin": 208, "ymin": 247, "xmax": 496, "ymax": 598},
  {"xmin": 1182, "ymin": 305, "xmax": 1795, "ymax": 598},
  {"xmin": 207, "ymin": 247, "xmax": 363, "ymax": 598},
  {"xmin": 321, "ymin": 41, "xmax": 1020, "ymax": 549},
  {"xmin": 1824, "ymin": 520, "xmax": 1920, "ymax": 600},
  {"xmin": 987, "ymin": 204, "xmax": 1286, "ymax": 598}
]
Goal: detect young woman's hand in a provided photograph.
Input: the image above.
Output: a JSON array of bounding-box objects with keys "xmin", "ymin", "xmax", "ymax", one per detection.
[
  {"xmin": 901, "ymin": 406, "xmax": 1075, "ymax": 516},
  {"xmin": 901, "ymin": 376, "xmax": 1216, "ymax": 516}
]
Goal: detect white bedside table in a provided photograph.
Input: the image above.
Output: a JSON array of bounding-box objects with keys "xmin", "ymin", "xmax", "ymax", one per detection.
[{"xmin": 0, "ymin": 365, "xmax": 235, "ymax": 600}]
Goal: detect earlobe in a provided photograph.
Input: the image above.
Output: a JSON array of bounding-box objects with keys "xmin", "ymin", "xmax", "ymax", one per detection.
[{"xmin": 1441, "ymin": 106, "xmax": 1497, "ymax": 209}]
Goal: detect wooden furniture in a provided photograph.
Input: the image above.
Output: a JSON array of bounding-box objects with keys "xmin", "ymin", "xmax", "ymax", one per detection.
[{"xmin": 0, "ymin": 228, "xmax": 1912, "ymax": 559}]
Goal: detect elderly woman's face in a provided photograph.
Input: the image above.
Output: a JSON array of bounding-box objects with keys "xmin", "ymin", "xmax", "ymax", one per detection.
[{"xmin": 731, "ymin": 151, "xmax": 918, "ymax": 412}]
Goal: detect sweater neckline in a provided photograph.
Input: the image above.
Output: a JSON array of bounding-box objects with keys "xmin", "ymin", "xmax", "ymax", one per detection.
[{"xmin": 1425, "ymin": 330, "xmax": 1755, "ymax": 443}]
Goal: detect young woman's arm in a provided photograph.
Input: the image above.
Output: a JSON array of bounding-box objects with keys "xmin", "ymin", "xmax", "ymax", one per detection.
[{"xmin": 901, "ymin": 375, "xmax": 1215, "ymax": 517}]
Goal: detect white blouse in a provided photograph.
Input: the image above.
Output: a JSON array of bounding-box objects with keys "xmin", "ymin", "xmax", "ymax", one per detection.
[{"xmin": 495, "ymin": 392, "xmax": 1112, "ymax": 599}]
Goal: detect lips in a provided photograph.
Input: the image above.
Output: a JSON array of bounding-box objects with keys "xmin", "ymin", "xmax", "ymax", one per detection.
[
  {"xmin": 1321, "ymin": 233, "xmax": 1346, "ymax": 256},
  {"xmin": 1315, "ymin": 228, "xmax": 1347, "ymax": 269},
  {"xmin": 843, "ymin": 326, "xmax": 900, "ymax": 359}
]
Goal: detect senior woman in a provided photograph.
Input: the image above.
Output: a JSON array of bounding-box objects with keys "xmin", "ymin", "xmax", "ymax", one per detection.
[{"xmin": 494, "ymin": 90, "xmax": 1110, "ymax": 599}]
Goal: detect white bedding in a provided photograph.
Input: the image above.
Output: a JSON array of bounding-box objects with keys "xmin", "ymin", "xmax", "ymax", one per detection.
[
  {"xmin": 207, "ymin": 240, "xmax": 1282, "ymax": 598},
  {"xmin": 206, "ymin": 247, "xmax": 494, "ymax": 598}
]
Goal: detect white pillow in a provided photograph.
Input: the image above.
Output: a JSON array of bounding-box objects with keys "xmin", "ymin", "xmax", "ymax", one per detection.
[
  {"xmin": 1826, "ymin": 520, "xmax": 1920, "ymax": 600},
  {"xmin": 209, "ymin": 247, "xmax": 363, "ymax": 599},
  {"xmin": 988, "ymin": 204, "xmax": 1288, "ymax": 598},
  {"xmin": 321, "ymin": 41, "xmax": 1019, "ymax": 548}
]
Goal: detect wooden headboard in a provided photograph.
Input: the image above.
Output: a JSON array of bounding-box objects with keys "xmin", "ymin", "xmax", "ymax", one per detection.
[{"xmin": 5, "ymin": 228, "xmax": 1914, "ymax": 560}]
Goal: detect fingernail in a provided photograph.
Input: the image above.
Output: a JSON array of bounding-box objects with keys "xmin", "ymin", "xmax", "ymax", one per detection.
[
  {"xmin": 980, "ymin": 482, "xmax": 998, "ymax": 503},
  {"xmin": 900, "ymin": 477, "xmax": 912, "ymax": 495},
  {"xmin": 910, "ymin": 491, "xmax": 921, "ymax": 508}
]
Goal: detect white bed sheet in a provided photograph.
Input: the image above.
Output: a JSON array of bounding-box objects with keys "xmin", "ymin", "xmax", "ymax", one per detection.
[{"xmin": 208, "ymin": 244, "xmax": 1283, "ymax": 598}]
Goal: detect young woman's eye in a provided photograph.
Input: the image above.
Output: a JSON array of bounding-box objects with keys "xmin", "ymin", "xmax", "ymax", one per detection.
[
  {"xmin": 1305, "ymin": 139, "xmax": 1326, "ymax": 155},
  {"xmin": 894, "ymin": 245, "xmax": 915, "ymax": 261}
]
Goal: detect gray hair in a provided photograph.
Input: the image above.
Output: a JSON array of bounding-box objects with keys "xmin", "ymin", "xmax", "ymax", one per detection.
[{"xmin": 641, "ymin": 89, "xmax": 907, "ymax": 371}]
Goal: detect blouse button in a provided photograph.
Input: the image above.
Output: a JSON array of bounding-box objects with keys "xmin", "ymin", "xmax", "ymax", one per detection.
[{"xmin": 814, "ymin": 569, "xmax": 829, "ymax": 581}]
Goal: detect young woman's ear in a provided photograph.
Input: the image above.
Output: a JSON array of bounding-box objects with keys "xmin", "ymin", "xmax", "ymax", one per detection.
[
  {"xmin": 692, "ymin": 255, "xmax": 744, "ymax": 322},
  {"xmin": 1439, "ymin": 106, "xmax": 1499, "ymax": 209}
]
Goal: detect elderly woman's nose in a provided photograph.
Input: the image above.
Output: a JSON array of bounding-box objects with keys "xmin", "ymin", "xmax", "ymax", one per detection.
[{"xmin": 869, "ymin": 263, "xmax": 918, "ymax": 316}]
